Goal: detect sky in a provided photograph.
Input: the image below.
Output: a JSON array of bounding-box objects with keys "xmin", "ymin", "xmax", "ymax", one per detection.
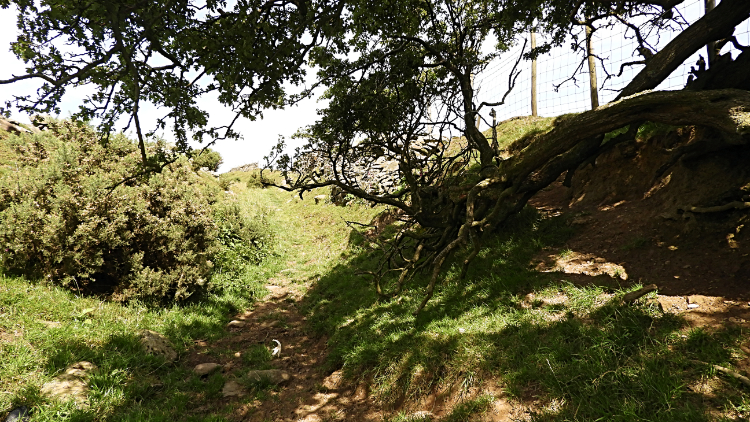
[
  {"xmin": 0, "ymin": 6, "xmax": 325, "ymax": 173},
  {"xmin": 1, "ymin": 1, "xmax": 743, "ymax": 172}
]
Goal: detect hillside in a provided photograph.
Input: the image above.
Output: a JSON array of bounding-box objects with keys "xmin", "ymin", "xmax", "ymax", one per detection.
[{"xmin": 1, "ymin": 119, "xmax": 750, "ymax": 421}]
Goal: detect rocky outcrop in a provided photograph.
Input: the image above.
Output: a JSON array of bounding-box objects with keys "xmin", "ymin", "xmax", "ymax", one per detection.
[
  {"xmin": 0, "ymin": 117, "xmax": 33, "ymax": 135},
  {"xmin": 297, "ymin": 135, "xmax": 446, "ymax": 204},
  {"xmin": 229, "ymin": 162, "xmax": 259, "ymax": 172},
  {"xmin": 0, "ymin": 114, "xmax": 53, "ymax": 135}
]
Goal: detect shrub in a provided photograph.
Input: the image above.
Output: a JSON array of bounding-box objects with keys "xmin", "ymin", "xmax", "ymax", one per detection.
[
  {"xmin": 213, "ymin": 200, "xmax": 274, "ymax": 266},
  {"xmin": 190, "ymin": 148, "xmax": 223, "ymax": 172},
  {"xmin": 218, "ymin": 173, "xmax": 241, "ymax": 191},
  {"xmin": 0, "ymin": 120, "xmax": 223, "ymax": 302}
]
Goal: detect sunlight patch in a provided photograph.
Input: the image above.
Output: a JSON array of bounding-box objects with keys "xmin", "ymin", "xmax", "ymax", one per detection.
[{"xmin": 533, "ymin": 250, "xmax": 628, "ymax": 280}]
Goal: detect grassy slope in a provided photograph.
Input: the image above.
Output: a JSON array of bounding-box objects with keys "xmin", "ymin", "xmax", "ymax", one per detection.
[
  {"xmin": 303, "ymin": 207, "xmax": 749, "ymax": 421},
  {"xmin": 295, "ymin": 117, "xmax": 750, "ymax": 421},
  {"xmin": 2, "ymin": 120, "xmax": 750, "ymax": 421},
  {"xmin": 0, "ymin": 166, "xmax": 380, "ymax": 421}
]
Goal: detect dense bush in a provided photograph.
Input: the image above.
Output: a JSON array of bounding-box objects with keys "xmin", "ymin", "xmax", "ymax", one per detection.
[
  {"xmin": 0, "ymin": 120, "xmax": 269, "ymax": 302},
  {"xmin": 210, "ymin": 199, "xmax": 275, "ymax": 297},
  {"xmin": 190, "ymin": 148, "xmax": 223, "ymax": 172}
]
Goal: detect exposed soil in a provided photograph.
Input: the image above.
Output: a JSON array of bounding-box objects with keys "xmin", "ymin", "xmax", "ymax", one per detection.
[
  {"xmin": 183, "ymin": 277, "xmax": 387, "ymax": 422},
  {"xmin": 184, "ymin": 273, "xmax": 529, "ymax": 421},
  {"xmin": 188, "ymin": 126, "xmax": 750, "ymax": 421},
  {"xmin": 530, "ymin": 126, "xmax": 750, "ymax": 328}
]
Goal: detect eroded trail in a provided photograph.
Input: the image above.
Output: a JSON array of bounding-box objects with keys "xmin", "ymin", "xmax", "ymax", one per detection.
[
  {"xmin": 182, "ymin": 179, "xmax": 750, "ymax": 422},
  {"xmin": 197, "ymin": 279, "xmax": 381, "ymax": 421},
  {"xmin": 183, "ymin": 188, "xmax": 387, "ymax": 421}
]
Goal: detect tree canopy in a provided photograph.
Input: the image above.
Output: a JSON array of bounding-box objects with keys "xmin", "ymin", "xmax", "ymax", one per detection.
[{"xmin": 2, "ymin": 0, "xmax": 749, "ymax": 311}]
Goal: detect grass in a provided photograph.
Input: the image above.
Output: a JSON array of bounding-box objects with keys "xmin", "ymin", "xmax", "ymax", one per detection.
[
  {"xmin": 483, "ymin": 115, "xmax": 556, "ymax": 151},
  {"xmin": 0, "ymin": 174, "xmax": 384, "ymax": 421},
  {"xmin": 445, "ymin": 115, "xmax": 555, "ymax": 157},
  {"xmin": 0, "ymin": 272, "xmax": 255, "ymax": 421},
  {"xmin": 300, "ymin": 205, "xmax": 750, "ymax": 421},
  {"xmin": 2, "ymin": 142, "xmax": 750, "ymax": 420}
]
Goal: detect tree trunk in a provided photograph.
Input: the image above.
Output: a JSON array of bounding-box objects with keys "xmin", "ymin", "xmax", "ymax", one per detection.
[{"xmin": 617, "ymin": 0, "xmax": 750, "ymax": 99}]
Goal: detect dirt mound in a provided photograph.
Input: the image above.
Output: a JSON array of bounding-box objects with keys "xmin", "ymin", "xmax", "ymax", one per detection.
[{"xmin": 531, "ymin": 125, "xmax": 750, "ymax": 300}]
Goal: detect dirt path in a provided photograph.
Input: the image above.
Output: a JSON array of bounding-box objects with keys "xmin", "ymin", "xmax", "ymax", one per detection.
[
  {"xmin": 184, "ymin": 275, "xmax": 384, "ymax": 422},
  {"xmin": 186, "ymin": 160, "xmax": 750, "ymax": 421},
  {"xmin": 181, "ymin": 190, "xmax": 389, "ymax": 421}
]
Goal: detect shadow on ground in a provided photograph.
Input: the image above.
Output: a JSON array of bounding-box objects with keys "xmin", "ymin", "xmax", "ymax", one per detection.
[{"xmin": 298, "ymin": 207, "xmax": 750, "ymax": 421}]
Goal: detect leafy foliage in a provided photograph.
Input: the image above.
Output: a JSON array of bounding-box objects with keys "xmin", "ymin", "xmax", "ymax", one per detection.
[
  {"xmin": 0, "ymin": 0, "xmax": 339, "ymax": 162},
  {"xmin": 190, "ymin": 148, "xmax": 223, "ymax": 172},
  {"xmin": 0, "ymin": 121, "xmax": 270, "ymax": 302},
  {"xmin": 269, "ymin": 0, "xmax": 750, "ymax": 312}
]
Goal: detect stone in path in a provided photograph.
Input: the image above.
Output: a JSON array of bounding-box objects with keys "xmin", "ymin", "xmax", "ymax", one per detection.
[
  {"xmin": 227, "ymin": 320, "xmax": 246, "ymax": 328},
  {"xmin": 246, "ymin": 369, "xmax": 291, "ymax": 385},
  {"xmin": 222, "ymin": 380, "xmax": 246, "ymax": 397},
  {"xmin": 193, "ymin": 363, "xmax": 222, "ymax": 376},
  {"xmin": 140, "ymin": 330, "xmax": 178, "ymax": 361},
  {"xmin": 4, "ymin": 406, "xmax": 29, "ymax": 422},
  {"xmin": 40, "ymin": 361, "xmax": 97, "ymax": 405}
]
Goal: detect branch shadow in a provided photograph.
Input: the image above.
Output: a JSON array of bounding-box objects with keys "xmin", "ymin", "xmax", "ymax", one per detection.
[{"xmin": 299, "ymin": 207, "xmax": 750, "ymax": 421}]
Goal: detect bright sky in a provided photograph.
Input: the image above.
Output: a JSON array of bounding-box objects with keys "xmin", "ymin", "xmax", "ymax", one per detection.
[
  {"xmin": 1, "ymin": 1, "xmax": 741, "ymax": 172},
  {"xmin": 0, "ymin": 6, "xmax": 324, "ymax": 173}
]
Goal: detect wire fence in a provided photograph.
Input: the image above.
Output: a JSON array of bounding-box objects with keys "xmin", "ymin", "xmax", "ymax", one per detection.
[{"xmin": 474, "ymin": 0, "xmax": 750, "ymax": 128}]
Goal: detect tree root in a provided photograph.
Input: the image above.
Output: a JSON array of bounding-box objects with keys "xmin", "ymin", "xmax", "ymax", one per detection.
[
  {"xmin": 684, "ymin": 201, "xmax": 750, "ymax": 213},
  {"xmin": 689, "ymin": 360, "xmax": 750, "ymax": 388},
  {"xmin": 622, "ymin": 284, "xmax": 658, "ymax": 303}
]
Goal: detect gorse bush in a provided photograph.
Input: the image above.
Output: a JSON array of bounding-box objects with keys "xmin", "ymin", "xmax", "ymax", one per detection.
[
  {"xmin": 213, "ymin": 200, "xmax": 274, "ymax": 266},
  {"xmin": 190, "ymin": 148, "xmax": 223, "ymax": 172},
  {"xmin": 0, "ymin": 119, "xmax": 271, "ymax": 302}
]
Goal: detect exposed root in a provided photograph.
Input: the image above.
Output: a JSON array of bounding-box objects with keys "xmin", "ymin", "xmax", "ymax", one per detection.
[
  {"xmin": 622, "ymin": 284, "xmax": 658, "ymax": 303},
  {"xmin": 690, "ymin": 360, "xmax": 750, "ymax": 388},
  {"xmin": 685, "ymin": 201, "xmax": 750, "ymax": 213}
]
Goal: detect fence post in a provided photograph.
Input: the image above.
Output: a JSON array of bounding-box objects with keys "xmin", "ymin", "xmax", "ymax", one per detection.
[
  {"xmin": 705, "ymin": 0, "xmax": 717, "ymax": 66},
  {"xmin": 530, "ymin": 30, "xmax": 538, "ymax": 117},
  {"xmin": 470, "ymin": 72, "xmax": 481, "ymax": 129},
  {"xmin": 585, "ymin": 23, "xmax": 599, "ymax": 109},
  {"xmin": 490, "ymin": 108, "xmax": 498, "ymax": 152}
]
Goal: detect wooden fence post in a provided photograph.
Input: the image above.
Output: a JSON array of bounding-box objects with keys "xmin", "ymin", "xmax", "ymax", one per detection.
[
  {"xmin": 530, "ymin": 30, "xmax": 538, "ymax": 117},
  {"xmin": 585, "ymin": 23, "xmax": 599, "ymax": 109}
]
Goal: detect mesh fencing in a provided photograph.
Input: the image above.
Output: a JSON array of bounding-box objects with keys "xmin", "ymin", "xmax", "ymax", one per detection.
[{"xmin": 474, "ymin": 0, "xmax": 750, "ymax": 128}]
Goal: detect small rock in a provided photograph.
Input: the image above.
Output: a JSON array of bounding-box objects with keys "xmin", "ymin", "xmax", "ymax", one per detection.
[
  {"xmin": 687, "ymin": 303, "xmax": 699, "ymax": 309},
  {"xmin": 408, "ymin": 411, "xmax": 434, "ymax": 420},
  {"xmin": 140, "ymin": 330, "xmax": 178, "ymax": 362},
  {"xmin": 227, "ymin": 320, "xmax": 246, "ymax": 328},
  {"xmin": 314, "ymin": 194, "xmax": 328, "ymax": 204},
  {"xmin": 222, "ymin": 380, "xmax": 246, "ymax": 397},
  {"xmin": 193, "ymin": 363, "xmax": 222, "ymax": 376},
  {"xmin": 41, "ymin": 361, "xmax": 97, "ymax": 405},
  {"xmin": 246, "ymin": 369, "xmax": 291, "ymax": 385},
  {"xmin": 64, "ymin": 361, "xmax": 97, "ymax": 378},
  {"xmin": 4, "ymin": 406, "xmax": 29, "ymax": 422}
]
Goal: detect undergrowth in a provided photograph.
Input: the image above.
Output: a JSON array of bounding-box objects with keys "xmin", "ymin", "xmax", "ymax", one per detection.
[
  {"xmin": 302, "ymin": 205, "xmax": 750, "ymax": 421},
  {"xmin": 2, "ymin": 124, "xmax": 749, "ymax": 421}
]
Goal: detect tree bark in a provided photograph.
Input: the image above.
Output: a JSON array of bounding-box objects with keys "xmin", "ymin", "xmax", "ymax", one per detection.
[
  {"xmin": 506, "ymin": 89, "xmax": 750, "ymax": 187},
  {"xmin": 617, "ymin": 0, "xmax": 750, "ymax": 99}
]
